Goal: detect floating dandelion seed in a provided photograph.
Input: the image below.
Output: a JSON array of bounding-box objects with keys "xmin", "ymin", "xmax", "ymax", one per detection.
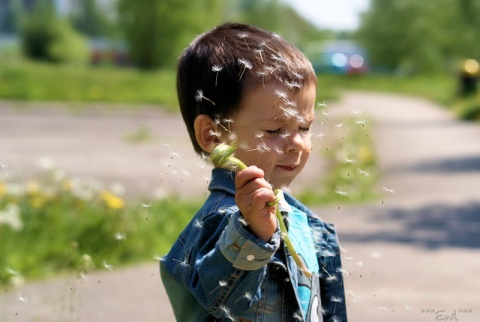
[
  {"xmin": 317, "ymin": 101, "xmax": 328, "ymax": 108},
  {"xmin": 254, "ymin": 49, "xmax": 264, "ymax": 62},
  {"xmin": 141, "ymin": 203, "xmax": 151, "ymax": 208},
  {"xmin": 238, "ymin": 216, "xmax": 249, "ymax": 226},
  {"xmin": 173, "ymin": 258, "xmax": 190, "ymax": 268},
  {"xmin": 354, "ymin": 119, "xmax": 366, "ymax": 125},
  {"xmin": 356, "ymin": 168, "xmax": 370, "ymax": 176},
  {"xmin": 274, "ymin": 89, "xmax": 289, "ymax": 102},
  {"xmin": 271, "ymin": 53, "xmax": 287, "ymax": 64},
  {"xmin": 218, "ymin": 280, "xmax": 228, "ymax": 287},
  {"xmin": 195, "ymin": 89, "xmax": 216, "ymax": 106},
  {"xmin": 335, "ymin": 189, "xmax": 348, "ymax": 196},
  {"xmin": 114, "ymin": 232, "xmax": 126, "ymax": 241},
  {"xmin": 292, "ymin": 71, "xmax": 304, "ymax": 79},
  {"xmin": 256, "ymin": 70, "xmax": 268, "ymax": 86},
  {"xmin": 237, "ymin": 32, "xmax": 250, "ymax": 49},
  {"xmin": 153, "ymin": 255, "xmax": 162, "ymax": 261},
  {"xmin": 238, "ymin": 58, "xmax": 253, "ymax": 80},
  {"xmin": 219, "ymin": 305, "xmax": 236, "ymax": 321},
  {"xmin": 274, "ymin": 146, "xmax": 284, "ymax": 155},
  {"xmin": 382, "ymin": 186, "xmax": 395, "ymax": 194},
  {"xmin": 280, "ymin": 132, "xmax": 291, "ymax": 139},
  {"xmin": 347, "ymin": 290, "xmax": 363, "ymax": 303},
  {"xmin": 344, "ymin": 157, "xmax": 355, "ymax": 164},
  {"xmin": 330, "ymin": 295, "xmax": 344, "ymax": 303},
  {"xmin": 212, "ymin": 65, "xmax": 223, "ymax": 86},
  {"xmin": 243, "ymin": 291, "xmax": 253, "ymax": 301},
  {"xmin": 0, "ymin": 162, "xmax": 8, "ymax": 177},
  {"xmin": 17, "ymin": 294, "xmax": 28, "ymax": 303},
  {"xmin": 334, "ymin": 123, "xmax": 343, "ymax": 129},
  {"xmin": 193, "ymin": 219, "xmax": 204, "ymax": 230},
  {"xmin": 292, "ymin": 312, "xmax": 303, "ymax": 321},
  {"xmin": 103, "ymin": 260, "xmax": 113, "ymax": 271},
  {"xmin": 285, "ymin": 80, "xmax": 302, "ymax": 90}
]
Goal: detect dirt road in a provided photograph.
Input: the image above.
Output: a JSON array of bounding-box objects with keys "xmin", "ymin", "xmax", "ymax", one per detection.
[{"xmin": 1, "ymin": 92, "xmax": 479, "ymax": 321}]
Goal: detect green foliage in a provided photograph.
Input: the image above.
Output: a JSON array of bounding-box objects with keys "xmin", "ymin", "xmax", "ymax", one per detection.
[
  {"xmin": 117, "ymin": 0, "xmax": 223, "ymax": 69},
  {"xmin": 19, "ymin": 1, "xmax": 89, "ymax": 65},
  {"xmin": 0, "ymin": 168, "xmax": 199, "ymax": 286},
  {"xmin": 356, "ymin": 0, "xmax": 480, "ymax": 74},
  {"xmin": 69, "ymin": 0, "xmax": 116, "ymax": 37},
  {"xmin": 454, "ymin": 95, "xmax": 480, "ymax": 121}
]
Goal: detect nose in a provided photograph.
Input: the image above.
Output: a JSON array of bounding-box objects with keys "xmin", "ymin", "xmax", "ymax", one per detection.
[{"xmin": 286, "ymin": 131, "xmax": 307, "ymax": 153}]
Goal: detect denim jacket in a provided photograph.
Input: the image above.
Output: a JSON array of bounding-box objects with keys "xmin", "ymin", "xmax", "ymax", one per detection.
[{"xmin": 160, "ymin": 168, "xmax": 347, "ymax": 322}]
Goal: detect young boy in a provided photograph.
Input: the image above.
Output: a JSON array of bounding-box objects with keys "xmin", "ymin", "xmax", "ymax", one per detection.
[{"xmin": 160, "ymin": 22, "xmax": 347, "ymax": 322}]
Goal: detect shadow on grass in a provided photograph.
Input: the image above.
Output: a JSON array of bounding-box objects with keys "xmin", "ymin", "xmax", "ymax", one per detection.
[{"xmin": 340, "ymin": 202, "xmax": 480, "ymax": 249}]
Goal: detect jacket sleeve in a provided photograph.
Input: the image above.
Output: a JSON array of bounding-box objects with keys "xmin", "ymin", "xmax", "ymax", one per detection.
[{"xmin": 162, "ymin": 209, "xmax": 281, "ymax": 319}]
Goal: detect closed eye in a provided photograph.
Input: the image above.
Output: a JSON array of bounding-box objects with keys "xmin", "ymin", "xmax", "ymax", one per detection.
[{"xmin": 264, "ymin": 128, "xmax": 282, "ymax": 136}]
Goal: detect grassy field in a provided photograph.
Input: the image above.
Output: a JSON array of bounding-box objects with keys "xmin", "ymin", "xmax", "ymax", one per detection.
[{"xmin": 0, "ymin": 58, "xmax": 463, "ymax": 109}]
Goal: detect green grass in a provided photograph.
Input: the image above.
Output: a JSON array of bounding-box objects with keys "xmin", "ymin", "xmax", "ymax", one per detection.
[
  {"xmin": 0, "ymin": 59, "xmax": 178, "ymax": 110},
  {"xmin": 0, "ymin": 58, "xmax": 464, "ymax": 112},
  {"xmin": 317, "ymin": 73, "xmax": 457, "ymax": 106},
  {"xmin": 0, "ymin": 170, "xmax": 200, "ymax": 286}
]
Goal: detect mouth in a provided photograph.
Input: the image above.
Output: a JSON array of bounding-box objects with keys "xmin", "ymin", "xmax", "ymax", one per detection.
[{"xmin": 277, "ymin": 164, "xmax": 298, "ymax": 172}]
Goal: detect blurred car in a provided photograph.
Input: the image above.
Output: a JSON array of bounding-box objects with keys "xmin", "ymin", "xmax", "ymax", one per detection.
[{"xmin": 308, "ymin": 40, "xmax": 368, "ymax": 75}]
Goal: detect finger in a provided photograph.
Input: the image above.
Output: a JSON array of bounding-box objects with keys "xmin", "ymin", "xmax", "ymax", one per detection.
[{"xmin": 235, "ymin": 166, "xmax": 264, "ymax": 190}]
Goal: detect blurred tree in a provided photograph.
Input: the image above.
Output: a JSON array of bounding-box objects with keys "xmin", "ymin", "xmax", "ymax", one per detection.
[
  {"xmin": 70, "ymin": 0, "xmax": 116, "ymax": 37},
  {"xmin": 356, "ymin": 0, "xmax": 480, "ymax": 74},
  {"xmin": 117, "ymin": 0, "xmax": 223, "ymax": 69},
  {"xmin": 19, "ymin": 0, "xmax": 89, "ymax": 65}
]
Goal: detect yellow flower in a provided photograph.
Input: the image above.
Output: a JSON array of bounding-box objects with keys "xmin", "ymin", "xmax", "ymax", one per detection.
[
  {"xmin": 100, "ymin": 190, "xmax": 125, "ymax": 209},
  {"xmin": 30, "ymin": 196, "xmax": 47, "ymax": 208},
  {"xmin": 0, "ymin": 181, "xmax": 6, "ymax": 197}
]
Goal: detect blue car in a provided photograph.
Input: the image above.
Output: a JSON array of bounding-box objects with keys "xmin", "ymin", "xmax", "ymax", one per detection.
[{"xmin": 309, "ymin": 40, "xmax": 368, "ymax": 75}]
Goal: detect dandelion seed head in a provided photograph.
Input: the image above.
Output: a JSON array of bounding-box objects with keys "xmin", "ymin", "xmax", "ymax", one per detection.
[
  {"xmin": 17, "ymin": 294, "xmax": 28, "ymax": 303},
  {"xmin": 238, "ymin": 58, "xmax": 253, "ymax": 69},
  {"xmin": 194, "ymin": 219, "xmax": 204, "ymax": 230},
  {"xmin": 103, "ymin": 260, "xmax": 113, "ymax": 271},
  {"xmin": 114, "ymin": 232, "xmax": 126, "ymax": 241},
  {"xmin": 356, "ymin": 168, "xmax": 370, "ymax": 177},
  {"xmin": 292, "ymin": 312, "xmax": 303, "ymax": 321},
  {"xmin": 382, "ymin": 186, "xmax": 395, "ymax": 194},
  {"xmin": 274, "ymin": 146, "xmax": 284, "ymax": 155},
  {"xmin": 274, "ymin": 89, "xmax": 289, "ymax": 100},
  {"xmin": 238, "ymin": 216, "xmax": 249, "ymax": 226},
  {"xmin": 334, "ymin": 123, "xmax": 343, "ymax": 129},
  {"xmin": 280, "ymin": 132, "xmax": 291, "ymax": 139},
  {"xmin": 243, "ymin": 291, "xmax": 253, "ymax": 301},
  {"xmin": 212, "ymin": 65, "xmax": 223, "ymax": 72},
  {"xmin": 330, "ymin": 295, "xmax": 344, "ymax": 303}
]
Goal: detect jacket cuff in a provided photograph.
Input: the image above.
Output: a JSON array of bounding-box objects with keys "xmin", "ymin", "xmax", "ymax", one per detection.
[{"xmin": 219, "ymin": 212, "xmax": 280, "ymax": 270}]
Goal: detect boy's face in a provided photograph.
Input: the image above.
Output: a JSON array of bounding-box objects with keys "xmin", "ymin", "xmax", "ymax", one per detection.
[{"xmin": 228, "ymin": 81, "xmax": 316, "ymax": 189}]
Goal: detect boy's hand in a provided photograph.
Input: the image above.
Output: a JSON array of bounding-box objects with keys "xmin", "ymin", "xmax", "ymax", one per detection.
[{"xmin": 235, "ymin": 166, "xmax": 277, "ymax": 242}]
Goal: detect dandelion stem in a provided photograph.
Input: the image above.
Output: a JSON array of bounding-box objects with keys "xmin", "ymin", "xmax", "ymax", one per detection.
[{"xmin": 210, "ymin": 143, "xmax": 312, "ymax": 277}]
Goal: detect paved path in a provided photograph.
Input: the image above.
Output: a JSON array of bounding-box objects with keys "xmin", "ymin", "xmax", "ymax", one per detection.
[{"xmin": 1, "ymin": 92, "xmax": 480, "ymax": 321}]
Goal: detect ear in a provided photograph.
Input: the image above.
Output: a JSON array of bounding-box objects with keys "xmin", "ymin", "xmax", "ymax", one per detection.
[{"xmin": 194, "ymin": 114, "xmax": 220, "ymax": 154}]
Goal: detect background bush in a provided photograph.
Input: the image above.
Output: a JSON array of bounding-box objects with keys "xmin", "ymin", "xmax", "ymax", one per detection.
[{"xmin": 19, "ymin": 2, "xmax": 89, "ymax": 65}]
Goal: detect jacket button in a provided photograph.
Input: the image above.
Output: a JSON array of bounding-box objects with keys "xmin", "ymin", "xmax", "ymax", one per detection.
[{"xmin": 246, "ymin": 254, "xmax": 255, "ymax": 261}]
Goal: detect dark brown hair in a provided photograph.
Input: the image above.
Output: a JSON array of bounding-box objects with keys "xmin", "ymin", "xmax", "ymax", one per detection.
[{"xmin": 177, "ymin": 22, "xmax": 316, "ymax": 154}]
